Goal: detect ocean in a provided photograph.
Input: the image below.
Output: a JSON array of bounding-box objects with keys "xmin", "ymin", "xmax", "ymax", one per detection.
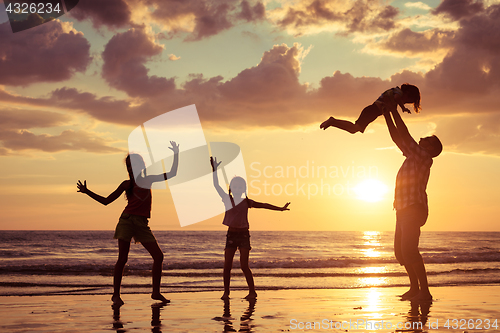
[{"xmin": 1, "ymin": 231, "xmax": 499, "ymax": 297}]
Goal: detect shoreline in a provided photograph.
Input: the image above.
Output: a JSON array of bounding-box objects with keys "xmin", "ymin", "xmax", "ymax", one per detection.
[{"xmin": 1, "ymin": 285, "xmax": 500, "ymax": 332}]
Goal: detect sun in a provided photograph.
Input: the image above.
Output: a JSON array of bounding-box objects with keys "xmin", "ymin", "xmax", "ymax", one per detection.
[{"xmin": 353, "ymin": 179, "xmax": 389, "ymax": 202}]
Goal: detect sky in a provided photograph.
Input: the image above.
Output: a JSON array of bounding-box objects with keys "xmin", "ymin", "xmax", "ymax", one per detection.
[{"xmin": 0, "ymin": 0, "xmax": 499, "ymax": 231}]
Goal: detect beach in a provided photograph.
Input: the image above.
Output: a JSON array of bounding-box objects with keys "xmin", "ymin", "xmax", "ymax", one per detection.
[{"xmin": 1, "ymin": 285, "xmax": 500, "ymax": 332}]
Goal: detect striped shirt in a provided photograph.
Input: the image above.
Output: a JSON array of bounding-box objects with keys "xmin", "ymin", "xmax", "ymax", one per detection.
[{"xmin": 394, "ymin": 138, "xmax": 433, "ymax": 211}]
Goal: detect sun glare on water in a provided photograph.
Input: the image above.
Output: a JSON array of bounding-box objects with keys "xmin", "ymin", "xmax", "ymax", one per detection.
[{"xmin": 353, "ymin": 179, "xmax": 389, "ymax": 202}]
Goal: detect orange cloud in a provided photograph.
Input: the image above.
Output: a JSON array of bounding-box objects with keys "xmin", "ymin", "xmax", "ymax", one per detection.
[{"xmin": 0, "ymin": 108, "xmax": 122, "ymax": 155}]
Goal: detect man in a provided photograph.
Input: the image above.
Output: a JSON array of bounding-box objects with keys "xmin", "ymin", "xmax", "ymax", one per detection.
[{"xmin": 383, "ymin": 107, "xmax": 442, "ymax": 302}]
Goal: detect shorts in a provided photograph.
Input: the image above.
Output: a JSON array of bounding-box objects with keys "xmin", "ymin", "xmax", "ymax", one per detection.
[
  {"xmin": 225, "ymin": 229, "xmax": 251, "ymax": 250},
  {"xmin": 355, "ymin": 104, "xmax": 382, "ymax": 133},
  {"xmin": 394, "ymin": 204, "xmax": 428, "ymax": 266},
  {"xmin": 114, "ymin": 212, "xmax": 157, "ymax": 244}
]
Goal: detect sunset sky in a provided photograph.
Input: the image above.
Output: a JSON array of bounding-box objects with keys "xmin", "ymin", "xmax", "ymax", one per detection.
[{"xmin": 0, "ymin": 0, "xmax": 499, "ymax": 231}]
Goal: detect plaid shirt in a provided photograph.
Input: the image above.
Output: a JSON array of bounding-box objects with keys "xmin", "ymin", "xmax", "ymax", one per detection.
[{"xmin": 394, "ymin": 138, "xmax": 433, "ymax": 211}]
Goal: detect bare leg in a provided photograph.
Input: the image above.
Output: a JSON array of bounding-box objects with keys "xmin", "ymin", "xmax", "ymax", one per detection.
[
  {"xmin": 142, "ymin": 241, "xmax": 169, "ymax": 303},
  {"xmin": 239, "ymin": 248, "xmax": 256, "ymax": 299},
  {"xmin": 113, "ymin": 239, "xmax": 130, "ymax": 306},
  {"xmin": 399, "ymin": 218, "xmax": 432, "ymax": 301},
  {"xmin": 411, "ymin": 260, "xmax": 432, "ymax": 301},
  {"xmin": 222, "ymin": 247, "xmax": 237, "ymax": 299},
  {"xmin": 320, "ymin": 116, "xmax": 361, "ymax": 134},
  {"xmin": 401, "ymin": 264, "xmax": 420, "ymax": 300}
]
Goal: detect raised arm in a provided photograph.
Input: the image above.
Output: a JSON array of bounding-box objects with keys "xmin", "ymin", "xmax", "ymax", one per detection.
[
  {"xmin": 164, "ymin": 141, "xmax": 179, "ymax": 180},
  {"xmin": 77, "ymin": 180, "xmax": 128, "ymax": 206},
  {"xmin": 140, "ymin": 141, "xmax": 180, "ymax": 185},
  {"xmin": 389, "ymin": 108, "xmax": 416, "ymax": 146},
  {"xmin": 251, "ymin": 201, "xmax": 290, "ymax": 211},
  {"xmin": 210, "ymin": 156, "xmax": 227, "ymax": 198},
  {"xmin": 383, "ymin": 110, "xmax": 405, "ymax": 152}
]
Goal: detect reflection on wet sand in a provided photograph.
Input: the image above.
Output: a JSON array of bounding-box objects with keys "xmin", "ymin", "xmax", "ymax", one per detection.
[{"xmin": 212, "ymin": 298, "xmax": 257, "ymax": 332}]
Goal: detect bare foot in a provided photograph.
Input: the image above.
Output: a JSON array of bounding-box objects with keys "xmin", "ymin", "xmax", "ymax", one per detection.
[
  {"xmin": 243, "ymin": 292, "xmax": 257, "ymax": 300},
  {"xmin": 411, "ymin": 291, "xmax": 433, "ymax": 303},
  {"xmin": 400, "ymin": 289, "xmax": 419, "ymax": 301},
  {"xmin": 221, "ymin": 292, "xmax": 230, "ymax": 300},
  {"xmin": 111, "ymin": 295, "xmax": 124, "ymax": 307},
  {"xmin": 151, "ymin": 293, "xmax": 170, "ymax": 303},
  {"xmin": 320, "ymin": 117, "xmax": 335, "ymax": 130}
]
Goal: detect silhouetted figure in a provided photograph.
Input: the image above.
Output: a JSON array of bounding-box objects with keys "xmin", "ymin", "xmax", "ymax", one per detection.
[
  {"xmin": 320, "ymin": 84, "xmax": 421, "ymax": 134},
  {"xmin": 210, "ymin": 157, "xmax": 290, "ymax": 300},
  {"xmin": 77, "ymin": 141, "xmax": 179, "ymax": 306},
  {"xmin": 383, "ymin": 107, "xmax": 442, "ymax": 302}
]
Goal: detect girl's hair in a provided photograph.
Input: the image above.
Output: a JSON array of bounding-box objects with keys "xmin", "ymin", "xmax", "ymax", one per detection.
[
  {"xmin": 125, "ymin": 154, "xmax": 146, "ymax": 199},
  {"xmin": 401, "ymin": 83, "xmax": 421, "ymax": 113},
  {"xmin": 228, "ymin": 176, "xmax": 248, "ymax": 207}
]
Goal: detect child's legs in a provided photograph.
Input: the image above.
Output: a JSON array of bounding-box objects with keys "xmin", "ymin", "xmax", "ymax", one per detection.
[
  {"xmin": 354, "ymin": 104, "xmax": 381, "ymax": 133},
  {"xmin": 239, "ymin": 248, "xmax": 255, "ymax": 293},
  {"xmin": 114, "ymin": 239, "xmax": 131, "ymax": 296},
  {"xmin": 141, "ymin": 241, "xmax": 164, "ymax": 295},
  {"xmin": 328, "ymin": 118, "xmax": 362, "ymax": 134},
  {"xmin": 223, "ymin": 247, "xmax": 237, "ymax": 294}
]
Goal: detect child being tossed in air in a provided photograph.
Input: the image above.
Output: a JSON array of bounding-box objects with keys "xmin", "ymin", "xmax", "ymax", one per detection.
[{"xmin": 320, "ymin": 83, "xmax": 421, "ymax": 134}]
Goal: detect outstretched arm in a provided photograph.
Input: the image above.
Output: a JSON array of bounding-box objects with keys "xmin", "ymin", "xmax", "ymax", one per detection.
[
  {"xmin": 77, "ymin": 180, "xmax": 128, "ymax": 206},
  {"xmin": 383, "ymin": 110, "xmax": 405, "ymax": 152},
  {"xmin": 141, "ymin": 141, "xmax": 180, "ymax": 185},
  {"xmin": 252, "ymin": 201, "xmax": 290, "ymax": 211},
  {"xmin": 389, "ymin": 108, "xmax": 416, "ymax": 145},
  {"xmin": 210, "ymin": 156, "xmax": 227, "ymax": 198},
  {"xmin": 393, "ymin": 93, "xmax": 411, "ymax": 114}
]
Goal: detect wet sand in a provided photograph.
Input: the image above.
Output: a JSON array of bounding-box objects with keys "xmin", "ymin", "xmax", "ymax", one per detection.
[{"xmin": 1, "ymin": 285, "xmax": 500, "ymax": 332}]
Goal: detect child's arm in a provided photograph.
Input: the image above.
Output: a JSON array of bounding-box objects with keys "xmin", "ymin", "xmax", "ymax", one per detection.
[
  {"xmin": 393, "ymin": 94, "xmax": 411, "ymax": 113},
  {"xmin": 77, "ymin": 180, "xmax": 128, "ymax": 206},
  {"xmin": 141, "ymin": 141, "xmax": 180, "ymax": 185},
  {"xmin": 251, "ymin": 201, "xmax": 290, "ymax": 211},
  {"xmin": 210, "ymin": 156, "xmax": 227, "ymax": 199}
]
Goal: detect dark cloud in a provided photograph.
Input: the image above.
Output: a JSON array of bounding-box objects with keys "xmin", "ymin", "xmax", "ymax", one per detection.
[
  {"xmin": 101, "ymin": 27, "xmax": 176, "ymax": 97},
  {"xmin": 432, "ymin": 0, "xmax": 484, "ymax": 21},
  {"xmin": 277, "ymin": 0, "xmax": 399, "ymax": 34},
  {"xmin": 0, "ymin": 19, "xmax": 91, "ymax": 86},
  {"xmin": 344, "ymin": 0, "xmax": 399, "ymax": 33},
  {"xmin": 378, "ymin": 28, "xmax": 455, "ymax": 55},
  {"xmin": 69, "ymin": 0, "xmax": 132, "ymax": 29},
  {"xmin": 238, "ymin": 1, "xmax": 266, "ymax": 22},
  {"xmin": 424, "ymin": 4, "xmax": 500, "ymax": 99}
]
